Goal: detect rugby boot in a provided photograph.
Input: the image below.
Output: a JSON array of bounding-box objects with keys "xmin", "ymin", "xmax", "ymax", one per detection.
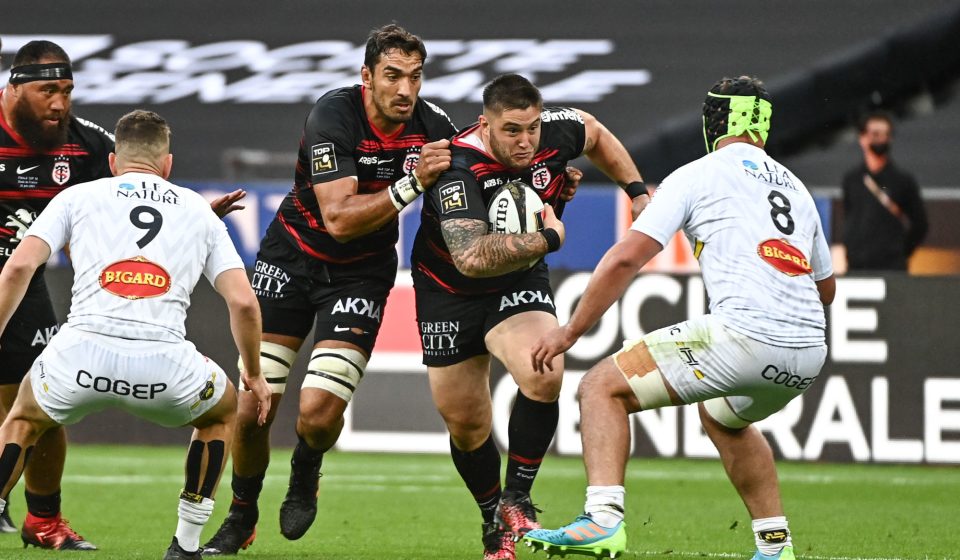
[
  {"xmin": 202, "ymin": 506, "xmax": 256, "ymax": 555},
  {"xmin": 164, "ymin": 536, "xmax": 203, "ymax": 559},
  {"xmin": 278, "ymin": 456, "xmax": 322, "ymax": 540},
  {"xmin": 752, "ymin": 545, "xmax": 796, "ymax": 560},
  {"xmin": 524, "ymin": 514, "xmax": 626, "ymax": 559},
  {"xmin": 495, "ymin": 489, "xmax": 542, "ymax": 540},
  {"xmin": 21, "ymin": 512, "xmax": 97, "ymax": 550},
  {"xmin": 482, "ymin": 520, "xmax": 516, "ymax": 560},
  {"xmin": 0, "ymin": 506, "xmax": 17, "ymax": 533}
]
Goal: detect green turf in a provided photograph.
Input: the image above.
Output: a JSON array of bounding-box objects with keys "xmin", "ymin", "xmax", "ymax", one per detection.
[{"xmin": 1, "ymin": 445, "xmax": 956, "ymax": 559}]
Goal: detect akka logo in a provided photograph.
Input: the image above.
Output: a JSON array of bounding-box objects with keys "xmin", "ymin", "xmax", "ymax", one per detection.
[
  {"xmin": 99, "ymin": 256, "xmax": 172, "ymax": 299},
  {"xmin": 402, "ymin": 152, "xmax": 419, "ymax": 175},
  {"xmin": 757, "ymin": 239, "xmax": 812, "ymax": 276},
  {"xmin": 4, "ymin": 35, "xmax": 650, "ymax": 105},
  {"xmin": 499, "ymin": 290, "xmax": 554, "ymax": 311},
  {"xmin": 332, "ymin": 297, "xmax": 382, "ymax": 321},
  {"xmin": 52, "ymin": 156, "xmax": 71, "ymax": 186},
  {"xmin": 531, "ymin": 167, "xmax": 551, "ymax": 190}
]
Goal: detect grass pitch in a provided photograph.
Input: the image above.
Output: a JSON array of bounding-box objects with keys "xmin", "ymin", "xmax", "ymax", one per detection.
[{"xmin": 1, "ymin": 445, "xmax": 956, "ymax": 559}]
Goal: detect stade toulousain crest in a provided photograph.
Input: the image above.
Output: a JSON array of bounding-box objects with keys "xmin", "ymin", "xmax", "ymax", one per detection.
[
  {"xmin": 52, "ymin": 156, "xmax": 71, "ymax": 186},
  {"xmin": 531, "ymin": 167, "xmax": 551, "ymax": 190},
  {"xmin": 403, "ymin": 153, "xmax": 419, "ymax": 175}
]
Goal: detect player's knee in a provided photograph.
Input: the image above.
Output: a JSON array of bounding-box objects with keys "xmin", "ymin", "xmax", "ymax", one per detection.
[
  {"xmin": 297, "ymin": 396, "xmax": 346, "ymax": 435},
  {"xmin": 301, "ymin": 347, "xmax": 367, "ymax": 404},
  {"xmin": 438, "ymin": 403, "xmax": 490, "ymax": 441},
  {"xmin": 239, "ymin": 341, "xmax": 297, "ymax": 395},
  {"xmin": 577, "ymin": 367, "xmax": 607, "ymax": 403},
  {"xmin": 518, "ymin": 369, "xmax": 562, "ymax": 402}
]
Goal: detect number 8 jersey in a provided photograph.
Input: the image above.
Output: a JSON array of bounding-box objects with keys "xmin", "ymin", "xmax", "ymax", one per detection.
[
  {"xmin": 632, "ymin": 143, "xmax": 832, "ymax": 346},
  {"xmin": 24, "ymin": 172, "xmax": 244, "ymax": 343}
]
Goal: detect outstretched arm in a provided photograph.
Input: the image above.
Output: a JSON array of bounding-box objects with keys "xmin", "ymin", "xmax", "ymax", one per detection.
[
  {"xmin": 532, "ymin": 230, "xmax": 663, "ymax": 372},
  {"xmin": 213, "ymin": 268, "xmax": 271, "ymax": 425},
  {"xmin": 0, "ymin": 236, "xmax": 51, "ymax": 340}
]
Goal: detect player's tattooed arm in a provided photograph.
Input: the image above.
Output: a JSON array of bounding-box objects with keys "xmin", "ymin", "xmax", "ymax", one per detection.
[{"xmin": 442, "ymin": 218, "xmax": 547, "ymax": 278}]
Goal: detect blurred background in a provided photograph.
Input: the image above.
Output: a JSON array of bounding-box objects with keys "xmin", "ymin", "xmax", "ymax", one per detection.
[{"xmin": 3, "ymin": 0, "xmax": 958, "ymax": 464}]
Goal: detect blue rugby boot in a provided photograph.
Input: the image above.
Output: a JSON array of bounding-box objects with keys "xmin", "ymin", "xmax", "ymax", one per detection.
[{"xmin": 523, "ymin": 514, "xmax": 625, "ymax": 559}]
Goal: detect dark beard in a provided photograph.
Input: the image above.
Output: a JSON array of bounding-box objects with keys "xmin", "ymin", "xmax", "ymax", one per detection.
[{"xmin": 12, "ymin": 100, "xmax": 70, "ymax": 152}]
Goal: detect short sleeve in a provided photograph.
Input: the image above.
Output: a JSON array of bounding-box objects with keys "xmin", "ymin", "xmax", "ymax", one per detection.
[
  {"xmin": 304, "ymin": 97, "xmax": 359, "ymax": 183},
  {"xmin": 427, "ymin": 168, "xmax": 488, "ymax": 225},
  {"xmin": 540, "ymin": 107, "xmax": 587, "ymax": 159},
  {"xmin": 810, "ymin": 217, "xmax": 834, "ymax": 281},
  {"xmin": 203, "ymin": 211, "xmax": 245, "ymax": 284},
  {"xmin": 25, "ymin": 189, "xmax": 73, "ymax": 254},
  {"xmin": 630, "ymin": 170, "xmax": 692, "ymax": 246}
]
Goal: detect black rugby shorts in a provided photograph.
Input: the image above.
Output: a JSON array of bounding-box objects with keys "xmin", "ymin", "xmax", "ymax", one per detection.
[
  {"xmin": 252, "ymin": 231, "xmax": 397, "ymax": 355},
  {"xmin": 0, "ymin": 274, "xmax": 58, "ymax": 385},
  {"xmin": 414, "ymin": 266, "xmax": 555, "ymax": 367}
]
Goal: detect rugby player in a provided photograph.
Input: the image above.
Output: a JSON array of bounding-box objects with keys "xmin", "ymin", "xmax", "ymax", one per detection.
[
  {"xmin": 202, "ymin": 23, "xmax": 458, "ymax": 554},
  {"xmin": 0, "ymin": 39, "xmax": 247, "ymax": 549},
  {"xmin": 0, "ymin": 109, "xmax": 271, "ymax": 560},
  {"xmin": 524, "ymin": 76, "xmax": 835, "ymax": 560},
  {"xmin": 410, "ymin": 73, "xmax": 647, "ymax": 559}
]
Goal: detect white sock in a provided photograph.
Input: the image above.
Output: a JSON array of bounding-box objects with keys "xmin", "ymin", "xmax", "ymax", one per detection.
[
  {"xmin": 752, "ymin": 516, "xmax": 791, "ymax": 555},
  {"xmin": 584, "ymin": 485, "xmax": 625, "ymax": 528},
  {"xmin": 0, "ymin": 497, "xmax": 5, "ymax": 516},
  {"xmin": 176, "ymin": 497, "xmax": 214, "ymax": 552}
]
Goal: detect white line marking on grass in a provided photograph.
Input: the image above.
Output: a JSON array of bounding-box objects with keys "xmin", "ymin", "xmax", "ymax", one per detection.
[
  {"xmin": 631, "ymin": 551, "xmax": 950, "ymax": 560},
  {"xmin": 61, "ymin": 474, "xmax": 462, "ymax": 493}
]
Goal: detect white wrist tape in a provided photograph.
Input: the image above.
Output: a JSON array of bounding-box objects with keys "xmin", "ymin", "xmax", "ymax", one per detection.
[{"xmin": 388, "ymin": 172, "xmax": 425, "ymax": 211}]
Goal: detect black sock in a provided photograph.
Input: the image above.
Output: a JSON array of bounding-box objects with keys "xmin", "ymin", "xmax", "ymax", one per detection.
[
  {"xmin": 0, "ymin": 444, "xmax": 24, "ymax": 503},
  {"xmin": 450, "ymin": 435, "xmax": 501, "ymax": 523},
  {"xmin": 505, "ymin": 390, "xmax": 559, "ymax": 494},
  {"xmin": 25, "ymin": 489, "xmax": 60, "ymax": 518},
  {"xmin": 228, "ymin": 471, "xmax": 264, "ymax": 526},
  {"xmin": 291, "ymin": 437, "xmax": 324, "ymax": 470}
]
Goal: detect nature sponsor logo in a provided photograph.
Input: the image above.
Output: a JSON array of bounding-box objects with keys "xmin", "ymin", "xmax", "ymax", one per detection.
[
  {"xmin": 757, "ymin": 238, "xmax": 811, "ymax": 276},
  {"xmin": 99, "ymin": 256, "xmax": 171, "ymax": 299}
]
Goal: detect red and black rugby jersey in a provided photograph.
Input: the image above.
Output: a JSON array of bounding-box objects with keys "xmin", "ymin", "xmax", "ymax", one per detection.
[
  {"xmin": 411, "ymin": 107, "xmax": 585, "ymax": 295},
  {"xmin": 0, "ymin": 90, "xmax": 114, "ymax": 264},
  {"xmin": 269, "ymin": 85, "xmax": 457, "ymax": 265}
]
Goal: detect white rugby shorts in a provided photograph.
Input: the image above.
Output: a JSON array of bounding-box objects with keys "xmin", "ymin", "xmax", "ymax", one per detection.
[
  {"xmin": 30, "ymin": 325, "xmax": 227, "ymax": 427},
  {"xmin": 622, "ymin": 314, "xmax": 826, "ymax": 425}
]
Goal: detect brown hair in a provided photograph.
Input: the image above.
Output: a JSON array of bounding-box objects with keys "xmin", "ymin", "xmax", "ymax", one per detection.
[{"xmin": 115, "ymin": 110, "xmax": 171, "ymax": 162}]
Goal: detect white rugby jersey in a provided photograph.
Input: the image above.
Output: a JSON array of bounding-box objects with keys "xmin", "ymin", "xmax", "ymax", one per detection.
[
  {"xmin": 632, "ymin": 143, "xmax": 832, "ymax": 346},
  {"xmin": 26, "ymin": 171, "xmax": 244, "ymax": 342}
]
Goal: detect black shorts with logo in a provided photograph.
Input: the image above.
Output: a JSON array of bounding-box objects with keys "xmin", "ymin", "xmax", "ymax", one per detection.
[
  {"xmin": 414, "ymin": 265, "xmax": 555, "ymax": 367},
  {"xmin": 252, "ymin": 230, "xmax": 397, "ymax": 356},
  {"xmin": 0, "ymin": 271, "xmax": 59, "ymax": 385}
]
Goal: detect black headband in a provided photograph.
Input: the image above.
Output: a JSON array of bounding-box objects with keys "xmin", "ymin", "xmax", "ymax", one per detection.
[{"xmin": 9, "ymin": 62, "xmax": 73, "ymax": 84}]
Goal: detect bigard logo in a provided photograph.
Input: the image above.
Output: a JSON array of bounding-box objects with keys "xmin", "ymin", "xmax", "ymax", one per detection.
[
  {"xmin": 100, "ymin": 256, "xmax": 172, "ymax": 299},
  {"xmin": 757, "ymin": 239, "xmax": 812, "ymax": 276}
]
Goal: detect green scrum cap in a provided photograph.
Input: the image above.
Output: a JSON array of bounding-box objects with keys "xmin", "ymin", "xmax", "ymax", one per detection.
[{"xmin": 702, "ymin": 76, "xmax": 773, "ymax": 153}]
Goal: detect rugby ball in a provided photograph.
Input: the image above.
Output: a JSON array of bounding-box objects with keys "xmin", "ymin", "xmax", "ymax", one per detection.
[{"xmin": 487, "ymin": 181, "xmax": 545, "ymax": 234}]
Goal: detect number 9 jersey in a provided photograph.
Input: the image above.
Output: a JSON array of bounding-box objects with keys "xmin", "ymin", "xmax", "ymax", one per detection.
[
  {"xmin": 24, "ymin": 172, "xmax": 244, "ymax": 343},
  {"xmin": 632, "ymin": 143, "xmax": 832, "ymax": 347}
]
